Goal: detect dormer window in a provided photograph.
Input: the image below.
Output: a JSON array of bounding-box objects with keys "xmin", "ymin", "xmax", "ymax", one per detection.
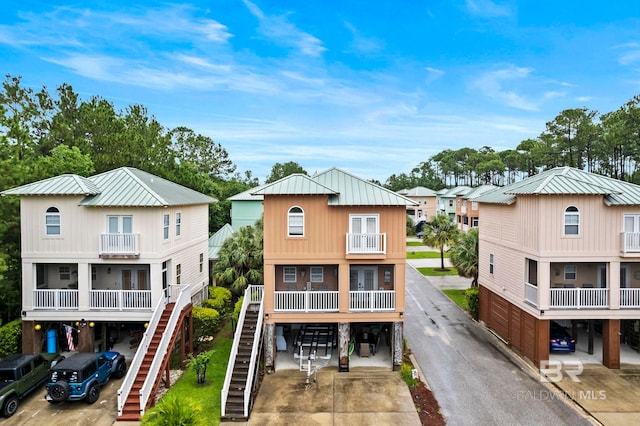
[
  {"xmin": 564, "ymin": 206, "xmax": 579, "ymax": 235},
  {"xmin": 288, "ymin": 206, "xmax": 304, "ymax": 236},
  {"xmin": 45, "ymin": 207, "xmax": 61, "ymax": 235}
]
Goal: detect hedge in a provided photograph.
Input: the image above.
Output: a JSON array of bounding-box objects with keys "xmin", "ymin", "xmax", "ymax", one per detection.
[{"xmin": 0, "ymin": 319, "xmax": 22, "ymax": 358}]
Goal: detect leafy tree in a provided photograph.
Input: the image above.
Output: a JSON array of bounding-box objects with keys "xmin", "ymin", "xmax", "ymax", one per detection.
[
  {"xmin": 35, "ymin": 144, "xmax": 94, "ymax": 178},
  {"xmin": 169, "ymin": 126, "xmax": 235, "ymax": 178},
  {"xmin": 449, "ymin": 228, "xmax": 479, "ymax": 287},
  {"xmin": 422, "ymin": 214, "xmax": 459, "ymax": 270},
  {"xmin": 265, "ymin": 161, "xmax": 307, "ymax": 183},
  {"xmin": 213, "ymin": 220, "xmax": 263, "ymax": 294}
]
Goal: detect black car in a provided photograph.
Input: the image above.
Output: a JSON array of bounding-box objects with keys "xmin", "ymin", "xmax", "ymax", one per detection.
[{"xmin": 550, "ymin": 321, "xmax": 576, "ymax": 352}]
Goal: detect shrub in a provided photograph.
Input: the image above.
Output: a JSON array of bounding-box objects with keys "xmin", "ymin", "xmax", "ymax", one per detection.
[
  {"xmin": 187, "ymin": 350, "xmax": 213, "ymax": 384},
  {"xmin": 203, "ymin": 286, "xmax": 232, "ymax": 315},
  {"xmin": 192, "ymin": 306, "xmax": 221, "ymax": 348},
  {"xmin": 141, "ymin": 394, "xmax": 206, "ymax": 426},
  {"xmin": 232, "ymin": 297, "xmax": 243, "ymax": 323},
  {"xmin": 400, "ymin": 362, "xmax": 419, "ymax": 388},
  {"xmin": 465, "ymin": 287, "xmax": 479, "ymax": 320},
  {"xmin": 0, "ymin": 319, "xmax": 22, "ymax": 358}
]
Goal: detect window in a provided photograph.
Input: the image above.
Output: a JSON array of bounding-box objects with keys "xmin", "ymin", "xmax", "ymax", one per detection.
[
  {"xmin": 471, "ymin": 201, "xmax": 478, "ymax": 210},
  {"xmin": 108, "ymin": 215, "xmax": 132, "ymax": 234},
  {"xmin": 45, "ymin": 207, "xmax": 61, "ymax": 235},
  {"xmin": 463, "ymin": 216, "xmax": 469, "ymax": 225},
  {"xmin": 283, "ymin": 267, "xmax": 296, "ymax": 282},
  {"xmin": 176, "ymin": 212, "xmax": 181, "ymax": 236},
  {"xmin": 489, "ymin": 254, "xmax": 494, "ymax": 275},
  {"xmin": 564, "ymin": 206, "xmax": 579, "ymax": 235},
  {"xmin": 448, "ymin": 199, "xmax": 454, "ymax": 207},
  {"xmin": 91, "ymin": 266, "xmax": 97, "ymax": 282},
  {"xmin": 162, "ymin": 261, "xmax": 168, "ymax": 288},
  {"xmin": 310, "ymin": 267, "xmax": 323, "ymax": 282},
  {"xmin": 163, "ymin": 214, "xmax": 170, "ymax": 240},
  {"xmin": 472, "ymin": 217, "xmax": 479, "ymax": 227},
  {"xmin": 199, "ymin": 253, "xmax": 204, "ymax": 273},
  {"xmin": 176, "ymin": 264, "xmax": 181, "ymax": 285},
  {"xmin": 564, "ymin": 265, "xmax": 577, "ymax": 280},
  {"xmin": 59, "ymin": 266, "xmax": 70, "ymax": 280},
  {"xmin": 527, "ymin": 258, "xmax": 538, "ymax": 286},
  {"xmin": 288, "ymin": 207, "xmax": 304, "ymax": 236}
]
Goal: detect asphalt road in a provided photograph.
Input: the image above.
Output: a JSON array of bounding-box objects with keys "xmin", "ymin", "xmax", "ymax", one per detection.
[{"xmin": 404, "ymin": 265, "xmax": 594, "ymax": 426}]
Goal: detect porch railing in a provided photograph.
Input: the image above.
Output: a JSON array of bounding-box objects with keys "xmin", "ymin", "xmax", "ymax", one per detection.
[
  {"xmin": 620, "ymin": 288, "xmax": 640, "ymax": 308},
  {"xmin": 90, "ymin": 290, "xmax": 152, "ymax": 310},
  {"xmin": 33, "ymin": 289, "xmax": 79, "ymax": 310},
  {"xmin": 525, "ymin": 282, "xmax": 538, "ymax": 306},
  {"xmin": 99, "ymin": 233, "xmax": 140, "ymax": 255},
  {"xmin": 346, "ymin": 233, "xmax": 386, "ymax": 254},
  {"xmin": 622, "ymin": 232, "xmax": 640, "ymax": 253},
  {"xmin": 550, "ymin": 288, "xmax": 609, "ymax": 309},
  {"xmin": 349, "ymin": 290, "xmax": 396, "ymax": 311},
  {"xmin": 274, "ymin": 291, "xmax": 339, "ymax": 312}
]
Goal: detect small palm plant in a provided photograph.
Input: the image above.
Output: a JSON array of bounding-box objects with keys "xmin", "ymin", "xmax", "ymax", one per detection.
[
  {"xmin": 141, "ymin": 394, "xmax": 206, "ymax": 426},
  {"xmin": 187, "ymin": 351, "xmax": 212, "ymax": 385}
]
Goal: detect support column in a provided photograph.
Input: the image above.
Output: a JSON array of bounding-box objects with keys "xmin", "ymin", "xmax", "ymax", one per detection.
[
  {"xmin": 392, "ymin": 321, "xmax": 403, "ymax": 371},
  {"xmin": 338, "ymin": 322, "xmax": 350, "ymax": 372},
  {"xmin": 263, "ymin": 322, "xmax": 275, "ymax": 373},
  {"xmin": 602, "ymin": 319, "xmax": 621, "ymax": 369},
  {"xmin": 534, "ymin": 318, "xmax": 549, "ymax": 369},
  {"xmin": 77, "ymin": 324, "xmax": 95, "ymax": 352},
  {"xmin": 22, "ymin": 321, "xmax": 40, "ymax": 354}
]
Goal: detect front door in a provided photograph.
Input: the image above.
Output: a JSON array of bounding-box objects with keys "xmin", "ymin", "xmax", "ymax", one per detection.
[
  {"xmin": 137, "ymin": 270, "xmax": 148, "ymax": 290},
  {"xmin": 122, "ymin": 270, "xmax": 132, "ymax": 290},
  {"xmin": 349, "ymin": 267, "xmax": 378, "ymax": 291}
]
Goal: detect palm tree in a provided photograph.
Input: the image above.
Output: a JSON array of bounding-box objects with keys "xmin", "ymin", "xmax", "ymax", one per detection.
[
  {"xmin": 450, "ymin": 228, "xmax": 479, "ymax": 287},
  {"xmin": 213, "ymin": 219, "xmax": 263, "ymax": 295},
  {"xmin": 422, "ymin": 214, "xmax": 460, "ymax": 270}
]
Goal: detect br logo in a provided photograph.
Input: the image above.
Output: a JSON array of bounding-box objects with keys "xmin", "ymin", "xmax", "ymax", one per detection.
[{"xmin": 539, "ymin": 360, "xmax": 583, "ymax": 383}]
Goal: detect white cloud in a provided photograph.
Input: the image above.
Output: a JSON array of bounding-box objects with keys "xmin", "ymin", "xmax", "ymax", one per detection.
[
  {"xmin": 425, "ymin": 67, "xmax": 445, "ymax": 82},
  {"xmin": 343, "ymin": 21, "xmax": 384, "ymax": 56},
  {"xmin": 464, "ymin": 0, "xmax": 512, "ymax": 18},
  {"xmin": 473, "ymin": 66, "xmax": 539, "ymax": 111}
]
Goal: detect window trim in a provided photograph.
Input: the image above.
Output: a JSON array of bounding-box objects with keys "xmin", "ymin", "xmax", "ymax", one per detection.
[
  {"xmin": 564, "ymin": 265, "xmax": 577, "ymax": 280},
  {"xmin": 199, "ymin": 253, "xmax": 204, "ymax": 273},
  {"xmin": 283, "ymin": 267, "xmax": 297, "ymax": 282},
  {"xmin": 59, "ymin": 266, "xmax": 71, "ymax": 281},
  {"xmin": 176, "ymin": 264, "xmax": 182, "ymax": 285},
  {"xmin": 564, "ymin": 206, "xmax": 580, "ymax": 236},
  {"xmin": 45, "ymin": 207, "xmax": 61, "ymax": 236},
  {"xmin": 489, "ymin": 254, "xmax": 495, "ymax": 275},
  {"xmin": 287, "ymin": 206, "xmax": 304, "ymax": 237},
  {"xmin": 310, "ymin": 266, "xmax": 324, "ymax": 282},
  {"xmin": 176, "ymin": 212, "xmax": 182, "ymax": 237},
  {"xmin": 163, "ymin": 213, "xmax": 170, "ymax": 240}
]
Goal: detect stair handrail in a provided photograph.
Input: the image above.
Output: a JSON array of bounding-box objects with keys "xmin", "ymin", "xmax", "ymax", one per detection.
[
  {"xmin": 138, "ymin": 285, "xmax": 191, "ymax": 416},
  {"xmin": 220, "ymin": 284, "xmax": 253, "ymax": 417},
  {"xmin": 117, "ymin": 287, "xmax": 169, "ymax": 416},
  {"xmin": 243, "ymin": 285, "xmax": 264, "ymax": 417}
]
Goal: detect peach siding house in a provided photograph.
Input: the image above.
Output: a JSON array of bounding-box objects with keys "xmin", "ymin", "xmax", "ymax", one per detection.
[
  {"xmin": 455, "ymin": 184, "xmax": 496, "ymax": 232},
  {"xmin": 474, "ymin": 167, "xmax": 640, "ymax": 369},
  {"xmin": 253, "ymin": 168, "xmax": 417, "ymax": 371},
  {"xmin": 1, "ymin": 168, "xmax": 215, "ymax": 354},
  {"xmin": 398, "ymin": 186, "xmax": 438, "ymax": 223}
]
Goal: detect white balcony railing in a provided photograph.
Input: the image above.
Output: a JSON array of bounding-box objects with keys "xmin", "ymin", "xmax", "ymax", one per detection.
[
  {"xmin": 622, "ymin": 232, "xmax": 640, "ymax": 253},
  {"xmin": 346, "ymin": 233, "xmax": 386, "ymax": 254},
  {"xmin": 525, "ymin": 282, "xmax": 538, "ymax": 306},
  {"xmin": 90, "ymin": 290, "xmax": 152, "ymax": 310},
  {"xmin": 99, "ymin": 233, "xmax": 140, "ymax": 255},
  {"xmin": 550, "ymin": 288, "xmax": 609, "ymax": 309},
  {"xmin": 33, "ymin": 289, "xmax": 79, "ymax": 310},
  {"xmin": 349, "ymin": 290, "xmax": 396, "ymax": 311},
  {"xmin": 274, "ymin": 291, "xmax": 339, "ymax": 312},
  {"xmin": 620, "ymin": 288, "xmax": 640, "ymax": 308}
]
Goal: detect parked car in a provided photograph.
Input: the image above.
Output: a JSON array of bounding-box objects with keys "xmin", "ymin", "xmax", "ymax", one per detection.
[
  {"xmin": 45, "ymin": 351, "xmax": 126, "ymax": 404},
  {"xmin": 550, "ymin": 321, "xmax": 576, "ymax": 352},
  {"xmin": 0, "ymin": 353, "xmax": 64, "ymax": 417}
]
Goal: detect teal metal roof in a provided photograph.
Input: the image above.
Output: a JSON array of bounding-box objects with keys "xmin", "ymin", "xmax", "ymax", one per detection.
[
  {"xmin": 228, "ymin": 185, "xmax": 264, "ymax": 201},
  {"xmin": 474, "ymin": 167, "xmax": 640, "ymax": 205},
  {"xmin": 208, "ymin": 223, "xmax": 235, "ymax": 259},
  {"xmin": 464, "ymin": 184, "xmax": 498, "ymax": 200},
  {"xmin": 2, "ymin": 167, "xmax": 216, "ymax": 207},
  {"xmin": 252, "ymin": 174, "xmax": 337, "ymax": 196},
  {"xmin": 401, "ymin": 186, "xmax": 438, "ymax": 197},
  {"xmin": 440, "ymin": 186, "xmax": 472, "ymax": 197},
  {"xmin": 1, "ymin": 174, "xmax": 101, "ymax": 196}
]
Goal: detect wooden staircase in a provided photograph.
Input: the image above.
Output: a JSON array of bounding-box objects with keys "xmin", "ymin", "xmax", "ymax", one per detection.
[
  {"xmin": 118, "ymin": 303, "xmax": 176, "ymax": 421},
  {"xmin": 221, "ymin": 309, "xmax": 260, "ymax": 422}
]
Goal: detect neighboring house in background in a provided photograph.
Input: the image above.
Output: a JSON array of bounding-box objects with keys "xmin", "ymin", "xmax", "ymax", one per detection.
[
  {"xmin": 398, "ymin": 186, "xmax": 438, "ymax": 224},
  {"xmin": 208, "ymin": 223, "xmax": 235, "ymax": 285},
  {"xmin": 227, "ymin": 185, "xmax": 265, "ymax": 229},
  {"xmin": 437, "ymin": 186, "xmax": 471, "ymax": 219},
  {"xmin": 1, "ymin": 167, "xmax": 215, "ymax": 355},
  {"xmin": 455, "ymin": 184, "xmax": 497, "ymax": 232},
  {"xmin": 474, "ymin": 167, "xmax": 640, "ymax": 369}
]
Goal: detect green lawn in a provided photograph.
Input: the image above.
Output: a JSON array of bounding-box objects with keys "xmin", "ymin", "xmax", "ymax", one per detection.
[
  {"xmin": 442, "ymin": 289, "xmax": 468, "ymax": 310},
  {"xmin": 416, "ymin": 267, "xmax": 459, "ymax": 276},
  {"xmin": 406, "ymin": 241, "xmax": 425, "ymax": 247},
  {"xmin": 406, "ymin": 251, "xmax": 449, "ymax": 259}
]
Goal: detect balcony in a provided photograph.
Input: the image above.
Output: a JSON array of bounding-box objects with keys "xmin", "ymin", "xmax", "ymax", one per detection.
[
  {"xmin": 346, "ymin": 233, "xmax": 386, "ymax": 255},
  {"xmin": 33, "ymin": 289, "xmax": 152, "ymax": 310},
  {"xmin": 550, "ymin": 287, "xmax": 609, "ymax": 309},
  {"xmin": 622, "ymin": 232, "xmax": 640, "ymax": 253},
  {"xmin": 620, "ymin": 288, "xmax": 640, "ymax": 308},
  {"xmin": 274, "ymin": 291, "xmax": 339, "ymax": 312},
  {"xmin": 99, "ymin": 233, "xmax": 140, "ymax": 257},
  {"xmin": 349, "ymin": 290, "xmax": 396, "ymax": 311}
]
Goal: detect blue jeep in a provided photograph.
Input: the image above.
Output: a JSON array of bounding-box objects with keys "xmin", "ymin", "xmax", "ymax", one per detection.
[{"xmin": 45, "ymin": 351, "xmax": 126, "ymax": 404}]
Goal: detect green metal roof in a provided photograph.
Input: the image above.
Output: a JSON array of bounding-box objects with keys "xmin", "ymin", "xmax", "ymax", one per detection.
[
  {"xmin": 208, "ymin": 223, "xmax": 235, "ymax": 259},
  {"xmin": 252, "ymin": 174, "xmax": 338, "ymax": 196},
  {"xmin": 1, "ymin": 174, "xmax": 101, "ymax": 196},
  {"xmin": 440, "ymin": 186, "xmax": 472, "ymax": 198},
  {"xmin": 228, "ymin": 185, "xmax": 265, "ymax": 201},
  {"xmin": 464, "ymin": 184, "xmax": 498, "ymax": 200},
  {"xmin": 474, "ymin": 167, "xmax": 640, "ymax": 205},
  {"xmin": 2, "ymin": 167, "xmax": 216, "ymax": 207},
  {"xmin": 401, "ymin": 186, "xmax": 438, "ymax": 197}
]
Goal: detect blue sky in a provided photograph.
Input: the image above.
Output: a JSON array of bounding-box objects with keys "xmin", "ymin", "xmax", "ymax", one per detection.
[{"xmin": 1, "ymin": 1, "xmax": 640, "ymax": 183}]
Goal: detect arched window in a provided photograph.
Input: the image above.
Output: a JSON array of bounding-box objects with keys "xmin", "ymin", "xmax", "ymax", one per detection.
[
  {"xmin": 288, "ymin": 206, "xmax": 304, "ymax": 236},
  {"xmin": 45, "ymin": 207, "xmax": 61, "ymax": 236},
  {"xmin": 564, "ymin": 206, "xmax": 579, "ymax": 235}
]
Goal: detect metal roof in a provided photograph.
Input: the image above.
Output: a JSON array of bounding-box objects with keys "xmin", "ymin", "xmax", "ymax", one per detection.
[
  {"xmin": 440, "ymin": 186, "xmax": 472, "ymax": 197},
  {"xmin": 401, "ymin": 186, "xmax": 438, "ymax": 197},
  {"xmin": 2, "ymin": 167, "xmax": 216, "ymax": 207},
  {"xmin": 208, "ymin": 223, "xmax": 235, "ymax": 259},
  {"xmin": 228, "ymin": 185, "xmax": 265, "ymax": 201},
  {"xmin": 1, "ymin": 174, "xmax": 101, "ymax": 196},
  {"xmin": 252, "ymin": 174, "xmax": 338, "ymax": 196},
  {"xmin": 464, "ymin": 184, "xmax": 498, "ymax": 200},
  {"xmin": 474, "ymin": 167, "xmax": 640, "ymax": 205}
]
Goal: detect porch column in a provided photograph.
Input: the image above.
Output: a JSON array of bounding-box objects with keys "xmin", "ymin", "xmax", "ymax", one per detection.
[
  {"xmin": 338, "ymin": 322, "xmax": 350, "ymax": 372},
  {"xmin": 602, "ymin": 319, "xmax": 621, "ymax": 369},
  {"xmin": 263, "ymin": 322, "xmax": 275, "ymax": 373},
  {"xmin": 22, "ymin": 321, "xmax": 41, "ymax": 354},
  {"xmin": 538, "ymin": 261, "xmax": 551, "ymax": 310},
  {"xmin": 392, "ymin": 321, "xmax": 403, "ymax": 371},
  {"xmin": 77, "ymin": 262, "xmax": 90, "ymax": 310},
  {"xmin": 338, "ymin": 264, "xmax": 350, "ymax": 313},
  {"xmin": 609, "ymin": 261, "xmax": 620, "ymax": 309},
  {"xmin": 77, "ymin": 323, "xmax": 95, "ymax": 352}
]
